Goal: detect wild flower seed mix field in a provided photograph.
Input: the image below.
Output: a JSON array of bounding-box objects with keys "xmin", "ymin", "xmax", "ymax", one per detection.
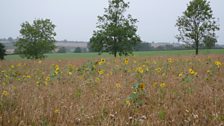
[{"xmin": 0, "ymin": 55, "xmax": 224, "ymax": 125}]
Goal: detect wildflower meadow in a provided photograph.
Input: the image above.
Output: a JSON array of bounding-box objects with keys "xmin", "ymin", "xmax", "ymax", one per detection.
[{"xmin": 0, "ymin": 55, "xmax": 224, "ymax": 125}]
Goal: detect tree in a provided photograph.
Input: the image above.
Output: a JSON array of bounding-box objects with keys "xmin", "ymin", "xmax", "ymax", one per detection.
[
  {"xmin": 15, "ymin": 19, "xmax": 56, "ymax": 59},
  {"xmin": 7, "ymin": 37, "xmax": 13, "ymax": 42},
  {"xmin": 89, "ymin": 0, "xmax": 141, "ymax": 57},
  {"xmin": 74, "ymin": 47, "xmax": 82, "ymax": 53},
  {"xmin": 57, "ymin": 47, "xmax": 67, "ymax": 53},
  {"xmin": 0, "ymin": 43, "xmax": 6, "ymax": 60},
  {"xmin": 176, "ymin": 0, "xmax": 219, "ymax": 55},
  {"xmin": 203, "ymin": 35, "xmax": 217, "ymax": 49}
]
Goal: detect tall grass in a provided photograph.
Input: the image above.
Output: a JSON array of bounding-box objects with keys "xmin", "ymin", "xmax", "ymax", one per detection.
[{"xmin": 0, "ymin": 55, "xmax": 224, "ymax": 125}]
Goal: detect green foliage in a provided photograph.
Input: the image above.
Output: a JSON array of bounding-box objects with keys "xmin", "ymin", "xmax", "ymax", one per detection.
[
  {"xmin": 203, "ymin": 36, "xmax": 217, "ymax": 49},
  {"xmin": 127, "ymin": 82, "xmax": 145, "ymax": 107},
  {"xmin": 57, "ymin": 47, "xmax": 66, "ymax": 53},
  {"xmin": 0, "ymin": 43, "xmax": 6, "ymax": 60},
  {"xmin": 176, "ymin": 0, "xmax": 219, "ymax": 55},
  {"xmin": 158, "ymin": 110, "xmax": 166, "ymax": 120},
  {"xmin": 74, "ymin": 47, "xmax": 82, "ymax": 53},
  {"xmin": 15, "ymin": 19, "xmax": 56, "ymax": 59},
  {"xmin": 89, "ymin": 0, "xmax": 141, "ymax": 57}
]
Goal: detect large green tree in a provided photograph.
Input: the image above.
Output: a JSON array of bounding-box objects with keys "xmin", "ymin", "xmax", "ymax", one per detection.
[
  {"xmin": 176, "ymin": 0, "xmax": 219, "ymax": 55},
  {"xmin": 15, "ymin": 19, "xmax": 56, "ymax": 59},
  {"xmin": 0, "ymin": 43, "xmax": 6, "ymax": 60},
  {"xmin": 89, "ymin": 0, "xmax": 141, "ymax": 57}
]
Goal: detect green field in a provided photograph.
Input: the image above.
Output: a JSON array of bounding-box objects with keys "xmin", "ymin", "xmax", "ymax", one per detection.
[{"xmin": 5, "ymin": 49, "xmax": 224, "ymax": 60}]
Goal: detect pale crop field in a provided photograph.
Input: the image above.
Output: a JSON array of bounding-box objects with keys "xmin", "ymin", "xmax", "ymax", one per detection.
[{"xmin": 0, "ymin": 55, "xmax": 224, "ymax": 125}]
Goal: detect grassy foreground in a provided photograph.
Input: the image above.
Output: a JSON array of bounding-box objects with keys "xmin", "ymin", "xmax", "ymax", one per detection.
[
  {"xmin": 0, "ymin": 54, "xmax": 224, "ymax": 125},
  {"xmin": 5, "ymin": 49, "xmax": 224, "ymax": 60}
]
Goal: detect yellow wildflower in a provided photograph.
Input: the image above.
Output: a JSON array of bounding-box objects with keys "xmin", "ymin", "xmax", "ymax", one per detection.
[
  {"xmin": 2, "ymin": 90, "xmax": 9, "ymax": 96},
  {"xmin": 95, "ymin": 77, "xmax": 101, "ymax": 83},
  {"xmin": 10, "ymin": 65, "xmax": 15, "ymax": 69},
  {"xmin": 207, "ymin": 70, "xmax": 211, "ymax": 74},
  {"xmin": 98, "ymin": 69, "xmax": 104, "ymax": 75},
  {"xmin": 54, "ymin": 64, "xmax": 60, "ymax": 75},
  {"xmin": 139, "ymin": 83, "xmax": 145, "ymax": 90},
  {"xmin": 101, "ymin": 58, "xmax": 105, "ymax": 63},
  {"xmin": 167, "ymin": 58, "xmax": 174, "ymax": 63},
  {"xmin": 160, "ymin": 82, "xmax": 166, "ymax": 88},
  {"xmin": 155, "ymin": 67, "xmax": 162, "ymax": 73},
  {"xmin": 214, "ymin": 61, "xmax": 222, "ymax": 68},
  {"xmin": 98, "ymin": 58, "xmax": 106, "ymax": 65},
  {"xmin": 137, "ymin": 67, "xmax": 144, "ymax": 74},
  {"xmin": 45, "ymin": 76, "xmax": 50, "ymax": 81},
  {"xmin": 68, "ymin": 72, "xmax": 72, "ymax": 75},
  {"xmin": 178, "ymin": 72, "xmax": 183, "ymax": 77},
  {"xmin": 45, "ymin": 76, "xmax": 50, "ymax": 86},
  {"xmin": 189, "ymin": 68, "xmax": 197, "ymax": 76},
  {"xmin": 124, "ymin": 58, "xmax": 129, "ymax": 65},
  {"xmin": 115, "ymin": 82, "xmax": 121, "ymax": 88},
  {"xmin": 54, "ymin": 109, "xmax": 60, "ymax": 114},
  {"xmin": 26, "ymin": 75, "xmax": 31, "ymax": 79}
]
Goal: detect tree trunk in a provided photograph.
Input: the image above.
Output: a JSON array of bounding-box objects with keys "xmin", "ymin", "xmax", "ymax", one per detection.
[
  {"xmin": 195, "ymin": 40, "xmax": 199, "ymax": 55},
  {"xmin": 114, "ymin": 51, "xmax": 117, "ymax": 57}
]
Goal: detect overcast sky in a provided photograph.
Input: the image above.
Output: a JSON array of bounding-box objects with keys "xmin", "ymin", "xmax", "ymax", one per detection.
[{"xmin": 0, "ymin": 0, "xmax": 223, "ymax": 44}]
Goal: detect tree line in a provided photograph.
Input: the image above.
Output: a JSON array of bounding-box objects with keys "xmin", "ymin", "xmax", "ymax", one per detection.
[{"xmin": 0, "ymin": 0, "xmax": 220, "ymax": 60}]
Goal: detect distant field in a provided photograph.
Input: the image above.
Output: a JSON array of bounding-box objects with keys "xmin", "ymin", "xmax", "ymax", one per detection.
[{"xmin": 5, "ymin": 49, "xmax": 224, "ymax": 60}]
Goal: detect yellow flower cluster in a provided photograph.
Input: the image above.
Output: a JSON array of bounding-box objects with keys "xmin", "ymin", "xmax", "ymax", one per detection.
[
  {"xmin": 45, "ymin": 76, "xmax": 51, "ymax": 86},
  {"xmin": 98, "ymin": 58, "xmax": 106, "ymax": 65},
  {"xmin": 124, "ymin": 58, "xmax": 129, "ymax": 65},
  {"xmin": 178, "ymin": 72, "xmax": 183, "ymax": 77},
  {"xmin": 54, "ymin": 109, "xmax": 60, "ymax": 114},
  {"xmin": 10, "ymin": 65, "xmax": 15, "ymax": 69},
  {"xmin": 136, "ymin": 67, "xmax": 144, "ymax": 74},
  {"xmin": 189, "ymin": 68, "xmax": 197, "ymax": 76},
  {"xmin": 167, "ymin": 58, "xmax": 174, "ymax": 63},
  {"xmin": 155, "ymin": 67, "xmax": 162, "ymax": 73},
  {"xmin": 54, "ymin": 64, "xmax": 60, "ymax": 75},
  {"xmin": 115, "ymin": 82, "xmax": 121, "ymax": 89},
  {"xmin": 160, "ymin": 82, "xmax": 166, "ymax": 88},
  {"xmin": 2, "ymin": 90, "xmax": 9, "ymax": 96},
  {"xmin": 98, "ymin": 69, "xmax": 104, "ymax": 75},
  {"xmin": 215, "ymin": 61, "xmax": 222, "ymax": 68}
]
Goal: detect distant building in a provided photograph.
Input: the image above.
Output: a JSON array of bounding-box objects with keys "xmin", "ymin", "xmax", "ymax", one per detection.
[
  {"xmin": 6, "ymin": 49, "xmax": 15, "ymax": 54},
  {"xmin": 55, "ymin": 41, "xmax": 88, "ymax": 52},
  {"xmin": 56, "ymin": 41, "xmax": 88, "ymax": 48},
  {"xmin": 151, "ymin": 42, "xmax": 182, "ymax": 48}
]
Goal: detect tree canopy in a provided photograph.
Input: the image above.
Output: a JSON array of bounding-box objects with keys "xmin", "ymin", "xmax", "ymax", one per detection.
[
  {"xmin": 176, "ymin": 0, "xmax": 219, "ymax": 55},
  {"xmin": 74, "ymin": 47, "xmax": 82, "ymax": 53},
  {"xmin": 15, "ymin": 19, "xmax": 56, "ymax": 59},
  {"xmin": 0, "ymin": 43, "xmax": 6, "ymax": 60},
  {"xmin": 89, "ymin": 0, "xmax": 141, "ymax": 57}
]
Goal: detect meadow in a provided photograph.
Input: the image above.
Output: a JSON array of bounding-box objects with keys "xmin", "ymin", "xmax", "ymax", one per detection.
[
  {"xmin": 5, "ymin": 49, "xmax": 224, "ymax": 60},
  {"xmin": 0, "ymin": 51, "xmax": 224, "ymax": 125}
]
